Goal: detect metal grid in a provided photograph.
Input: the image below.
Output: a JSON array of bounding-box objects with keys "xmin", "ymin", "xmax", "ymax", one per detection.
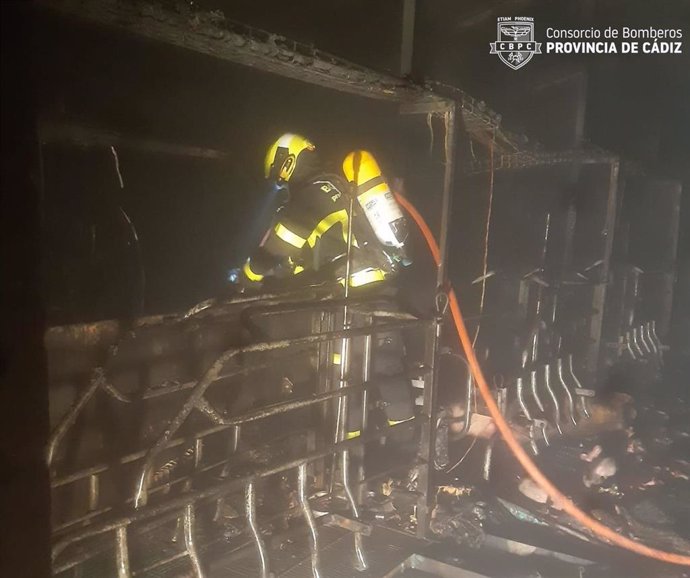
[{"xmin": 48, "ymin": 294, "xmax": 438, "ymax": 577}]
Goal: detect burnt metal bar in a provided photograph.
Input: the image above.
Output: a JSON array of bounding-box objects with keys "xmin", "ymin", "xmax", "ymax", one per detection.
[
  {"xmin": 192, "ymin": 357, "xmax": 375, "ymax": 427},
  {"xmin": 483, "ymin": 388, "xmax": 506, "ymax": 481},
  {"xmin": 516, "ymin": 376, "xmax": 532, "ymax": 421},
  {"xmin": 213, "ymin": 425, "xmax": 241, "ymax": 522},
  {"xmin": 437, "ymin": 104, "xmax": 457, "ymax": 287},
  {"xmin": 39, "ymin": 120, "xmax": 228, "ymax": 159},
  {"xmin": 88, "ymin": 474, "xmax": 99, "ymax": 512},
  {"xmin": 640, "ymin": 321, "xmax": 659, "ymax": 357},
  {"xmin": 625, "ymin": 331, "xmax": 637, "ymax": 360},
  {"xmin": 530, "ymin": 369, "xmax": 545, "ymax": 413},
  {"xmin": 650, "ymin": 320, "xmax": 665, "ymax": 364},
  {"xmin": 414, "ymin": 103, "xmax": 456, "ymax": 540},
  {"xmin": 47, "ymin": 366, "xmax": 130, "ymax": 468},
  {"xmin": 643, "ymin": 322, "xmax": 658, "ymax": 356},
  {"xmin": 466, "ymin": 148, "xmax": 620, "ymax": 173},
  {"xmin": 450, "ymin": 353, "xmax": 474, "ymax": 435},
  {"xmin": 400, "ymin": 0, "xmax": 415, "ymax": 75},
  {"xmin": 47, "ymin": 367, "xmax": 104, "ymax": 467},
  {"xmin": 543, "ymin": 364, "xmax": 563, "ymax": 435},
  {"xmin": 588, "ymin": 159, "xmax": 620, "ymax": 376},
  {"xmin": 183, "ymin": 504, "xmax": 205, "ymax": 578},
  {"xmin": 556, "ymin": 358, "xmax": 578, "ymax": 426},
  {"xmin": 134, "ymin": 318, "xmax": 423, "ymax": 507},
  {"xmin": 298, "ymin": 463, "xmax": 322, "ymax": 578},
  {"xmin": 356, "ymin": 318, "xmax": 373, "ymax": 504},
  {"xmin": 416, "ymin": 315, "xmax": 442, "ymax": 538},
  {"xmin": 567, "ymin": 354, "xmax": 592, "ymax": 419},
  {"xmin": 335, "ymin": 192, "xmax": 368, "ymax": 571},
  {"xmin": 40, "ymin": 0, "xmax": 436, "ymax": 105},
  {"xmin": 638, "ymin": 324, "xmax": 652, "ymax": 356},
  {"xmin": 631, "ymin": 327, "xmax": 645, "ymax": 358},
  {"xmin": 115, "ymin": 526, "xmax": 130, "ymax": 578},
  {"xmin": 342, "ymin": 449, "xmax": 368, "ymax": 570},
  {"xmin": 53, "ymin": 421, "xmax": 413, "ymax": 566},
  {"xmin": 245, "ymin": 482, "xmax": 271, "ymax": 578},
  {"xmin": 52, "ymin": 413, "xmax": 309, "ymax": 496}
]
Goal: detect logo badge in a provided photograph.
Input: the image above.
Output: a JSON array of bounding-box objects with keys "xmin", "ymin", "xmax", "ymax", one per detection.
[{"xmin": 490, "ymin": 17, "xmax": 542, "ymax": 70}]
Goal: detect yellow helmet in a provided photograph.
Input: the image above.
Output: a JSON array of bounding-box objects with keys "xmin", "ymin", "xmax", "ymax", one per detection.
[{"xmin": 264, "ymin": 133, "xmax": 316, "ymax": 182}]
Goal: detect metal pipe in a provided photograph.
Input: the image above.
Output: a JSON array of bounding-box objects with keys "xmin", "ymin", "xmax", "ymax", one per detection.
[
  {"xmin": 516, "ymin": 377, "xmax": 532, "ymax": 421},
  {"xmin": 214, "ymin": 425, "xmax": 241, "ymax": 522},
  {"xmin": 88, "ymin": 474, "xmax": 99, "ymax": 512},
  {"xmin": 297, "ymin": 463, "xmax": 322, "ymax": 578},
  {"xmin": 415, "ymin": 310, "xmax": 443, "ymax": 539},
  {"xmin": 47, "ymin": 368, "xmax": 104, "ymax": 467},
  {"xmin": 183, "ymin": 504, "xmax": 205, "ymax": 578},
  {"xmin": 556, "ymin": 358, "xmax": 577, "ymax": 426},
  {"xmin": 483, "ymin": 388, "xmax": 506, "ymax": 481},
  {"xmin": 530, "ymin": 370, "xmax": 545, "ymax": 412},
  {"xmin": 245, "ymin": 482, "xmax": 271, "ymax": 578},
  {"xmin": 195, "ymin": 381, "xmax": 371, "ymax": 427},
  {"xmin": 631, "ymin": 327, "xmax": 645, "ymax": 358},
  {"xmin": 567, "ymin": 354, "xmax": 591, "ymax": 419},
  {"xmin": 436, "ymin": 104, "xmax": 456, "ymax": 286},
  {"xmin": 332, "ymin": 191, "xmax": 368, "ymax": 571},
  {"xmin": 651, "ymin": 320, "xmax": 664, "ymax": 365},
  {"xmin": 644, "ymin": 322, "xmax": 658, "ymax": 356},
  {"xmin": 342, "ymin": 450, "xmax": 368, "ymax": 570},
  {"xmin": 447, "ymin": 353, "xmax": 473, "ymax": 434},
  {"xmin": 528, "ymin": 423, "xmax": 539, "ymax": 455},
  {"xmin": 115, "ymin": 526, "xmax": 130, "ymax": 578},
  {"xmin": 243, "ymin": 294, "xmax": 396, "ymax": 320},
  {"xmin": 357, "ymin": 321, "xmax": 373, "ymax": 503},
  {"xmin": 53, "ymin": 421, "xmax": 413, "ymax": 566},
  {"xmin": 361, "ymin": 322, "xmax": 373, "ymax": 433},
  {"xmin": 334, "ymin": 188, "xmax": 356, "ymax": 444},
  {"xmin": 625, "ymin": 331, "xmax": 637, "ymax": 360},
  {"xmin": 638, "ymin": 324, "xmax": 652, "ymax": 355},
  {"xmin": 482, "ymin": 442, "xmax": 494, "ymax": 481},
  {"xmin": 543, "ymin": 364, "xmax": 562, "ymax": 435}
]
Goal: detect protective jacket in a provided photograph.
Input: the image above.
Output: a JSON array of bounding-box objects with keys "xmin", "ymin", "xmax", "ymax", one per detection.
[{"xmin": 242, "ymin": 171, "xmax": 400, "ymax": 289}]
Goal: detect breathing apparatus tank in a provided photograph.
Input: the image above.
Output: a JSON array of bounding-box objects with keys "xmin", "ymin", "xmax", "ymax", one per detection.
[{"xmin": 342, "ymin": 150, "xmax": 408, "ymax": 254}]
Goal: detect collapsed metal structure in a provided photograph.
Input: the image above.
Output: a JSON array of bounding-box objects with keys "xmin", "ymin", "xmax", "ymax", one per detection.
[{"xmin": 42, "ymin": 1, "xmax": 682, "ymax": 577}]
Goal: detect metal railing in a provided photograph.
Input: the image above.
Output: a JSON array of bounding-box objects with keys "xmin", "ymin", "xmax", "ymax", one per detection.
[{"xmin": 48, "ymin": 295, "xmax": 435, "ymax": 577}]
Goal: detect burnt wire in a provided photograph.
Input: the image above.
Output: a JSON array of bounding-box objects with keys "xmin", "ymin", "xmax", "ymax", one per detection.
[
  {"xmin": 426, "ymin": 112, "xmax": 434, "ymax": 157},
  {"xmin": 472, "ymin": 132, "xmax": 496, "ymax": 347},
  {"xmin": 110, "ymin": 146, "xmax": 146, "ymax": 315}
]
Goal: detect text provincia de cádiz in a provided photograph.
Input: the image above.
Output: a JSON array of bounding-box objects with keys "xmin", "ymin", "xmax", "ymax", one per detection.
[{"xmin": 543, "ymin": 26, "xmax": 683, "ymax": 54}]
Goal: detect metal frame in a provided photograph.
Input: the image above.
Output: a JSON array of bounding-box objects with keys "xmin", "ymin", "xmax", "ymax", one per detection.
[
  {"xmin": 38, "ymin": 1, "xmax": 468, "ymax": 574},
  {"xmin": 48, "ymin": 295, "xmax": 436, "ymax": 576}
]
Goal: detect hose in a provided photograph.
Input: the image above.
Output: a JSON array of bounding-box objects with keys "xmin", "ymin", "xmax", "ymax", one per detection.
[{"xmin": 394, "ymin": 191, "xmax": 690, "ymax": 566}]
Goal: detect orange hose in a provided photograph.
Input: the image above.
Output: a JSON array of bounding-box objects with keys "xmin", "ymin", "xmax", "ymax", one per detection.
[{"xmin": 395, "ymin": 191, "xmax": 690, "ymax": 566}]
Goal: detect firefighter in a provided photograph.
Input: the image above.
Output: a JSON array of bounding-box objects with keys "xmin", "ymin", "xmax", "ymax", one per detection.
[{"xmin": 238, "ymin": 133, "xmax": 415, "ymax": 439}]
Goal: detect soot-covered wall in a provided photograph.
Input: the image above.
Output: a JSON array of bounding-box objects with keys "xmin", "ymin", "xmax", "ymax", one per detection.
[{"xmin": 37, "ymin": 12, "xmax": 451, "ymax": 325}]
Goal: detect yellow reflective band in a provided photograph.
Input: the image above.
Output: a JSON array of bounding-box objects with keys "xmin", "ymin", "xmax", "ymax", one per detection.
[
  {"xmin": 243, "ymin": 261, "xmax": 264, "ymax": 282},
  {"xmin": 274, "ymin": 222, "xmax": 307, "ymax": 248},
  {"xmin": 307, "ymin": 209, "xmax": 348, "ymax": 248},
  {"xmin": 346, "ymin": 430, "xmax": 361, "ymax": 440},
  {"xmin": 332, "ymin": 353, "xmax": 341, "ymax": 365},
  {"xmin": 357, "ymin": 181, "xmax": 389, "ymax": 204},
  {"xmin": 387, "ymin": 416, "xmax": 415, "ymax": 427},
  {"xmin": 293, "ymin": 265, "xmax": 305, "ymax": 275},
  {"xmin": 339, "ymin": 267, "xmax": 386, "ymax": 288}
]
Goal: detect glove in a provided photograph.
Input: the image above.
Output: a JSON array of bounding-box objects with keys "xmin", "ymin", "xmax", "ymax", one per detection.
[{"xmin": 226, "ymin": 266, "xmax": 261, "ymax": 294}]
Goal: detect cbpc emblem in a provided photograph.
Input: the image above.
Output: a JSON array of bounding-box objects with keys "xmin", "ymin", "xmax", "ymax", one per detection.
[{"xmin": 490, "ymin": 17, "xmax": 541, "ymax": 70}]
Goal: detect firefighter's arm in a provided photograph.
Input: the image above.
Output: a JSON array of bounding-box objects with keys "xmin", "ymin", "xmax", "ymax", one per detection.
[{"xmin": 239, "ymin": 215, "xmax": 309, "ymax": 289}]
